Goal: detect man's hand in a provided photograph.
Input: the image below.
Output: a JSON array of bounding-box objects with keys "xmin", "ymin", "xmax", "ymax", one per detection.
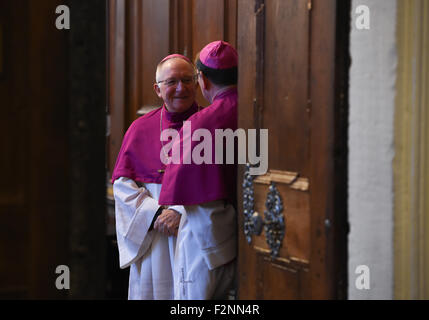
[{"xmin": 154, "ymin": 209, "xmax": 181, "ymax": 237}]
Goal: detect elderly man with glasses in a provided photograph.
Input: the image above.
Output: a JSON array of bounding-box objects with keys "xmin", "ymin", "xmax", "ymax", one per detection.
[{"xmin": 111, "ymin": 54, "xmax": 199, "ymax": 300}]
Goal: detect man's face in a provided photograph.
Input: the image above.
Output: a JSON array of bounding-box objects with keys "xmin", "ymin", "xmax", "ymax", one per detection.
[{"xmin": 154, "ymin": 58, "xmax": 197, "ymax": 113}]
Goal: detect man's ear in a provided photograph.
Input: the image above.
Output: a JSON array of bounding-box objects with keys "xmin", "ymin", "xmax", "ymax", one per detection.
[
  {"xmin": 153, "ymin": 83, "xmax": 162, "ymax": 98},
  {"xmin": 199, "ymin": 72, "xmax": 209, "ymax": 91}
]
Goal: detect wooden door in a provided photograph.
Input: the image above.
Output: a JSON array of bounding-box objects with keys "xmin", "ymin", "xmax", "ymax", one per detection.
[
  {"xmin": 0, "ymin": 0, "xmax": 70, "ymax": 299},
  {"xmin": 236, "ymin": 0, "xmax": 348, "ymax": 299},
  {"xmin": 1, "ymin": 0, "xmax": 107, "ymax": 299},
  {"xmin": 0, "ymin": 0, "xmax": 30, "ymax": 298}
]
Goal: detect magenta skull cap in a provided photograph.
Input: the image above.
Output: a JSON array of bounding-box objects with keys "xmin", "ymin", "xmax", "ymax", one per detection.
[
  {"xmin": 160, "ymin": 54, "xmax": 191, "ymax": 64},
  {"xmin": 199, "ymin": 41, "xmax": 238, "ymax": 70}
]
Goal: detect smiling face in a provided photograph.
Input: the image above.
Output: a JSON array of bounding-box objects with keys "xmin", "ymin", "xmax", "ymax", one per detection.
[{"xmin": 154, "ymin": 58, "xmax": 197, "ymax": 113}]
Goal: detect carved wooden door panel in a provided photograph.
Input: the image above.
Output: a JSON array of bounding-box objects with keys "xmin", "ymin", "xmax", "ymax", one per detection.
[{"xmin": 237, "ymin": 0, "xmax": 347, "ymax": 299}]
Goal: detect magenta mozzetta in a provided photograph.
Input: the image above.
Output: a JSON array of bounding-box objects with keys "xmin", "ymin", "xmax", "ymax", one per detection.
[
  {"xmin": 158, "ymin": 87, "xmax": 238, "ymax": 206},
  {"xmin": 111, "ymin": 102, "xmax": 199, "ymax": 184}
]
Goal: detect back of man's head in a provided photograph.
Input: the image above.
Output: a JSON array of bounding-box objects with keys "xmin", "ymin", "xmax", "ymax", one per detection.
[{"xmin": 195, "ymin": 41, "xmax": 238, "ymax": 87}]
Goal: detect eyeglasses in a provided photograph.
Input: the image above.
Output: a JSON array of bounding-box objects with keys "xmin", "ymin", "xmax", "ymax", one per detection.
[{"xmin": 157, "ymin": 75, "xmax": 198, "ymax": 87}]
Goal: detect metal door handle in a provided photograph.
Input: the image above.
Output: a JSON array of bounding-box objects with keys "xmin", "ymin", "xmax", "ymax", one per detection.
[
  {"xmin": 264, "ymin": 182, "xmax": 285, "ymax": 258},
  {"xmin": 251, "ymin": 211, "xmax": 264, "ymax": 236},
  {"xmin": 242, "ymin": 164, "xmax": 285, "ymax": 258},
  {"xmin": 243, "ymin": 164, "xmax": 256, "ymax": 243}
]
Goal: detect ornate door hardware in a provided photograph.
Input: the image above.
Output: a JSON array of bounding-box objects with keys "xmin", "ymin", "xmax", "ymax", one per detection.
[
  {"xmin": 243, "ymin": 164, "xmax": 257, "ymax": 244},
  {"xmin": 264, "ymin": 182, "xmax": 285, "ymax": 258},
  {"xmin": 242, "ymin": 165, "xmax": 285, "ymax": 258}
]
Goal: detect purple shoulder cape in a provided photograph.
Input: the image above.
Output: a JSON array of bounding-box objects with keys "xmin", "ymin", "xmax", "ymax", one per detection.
[
  {"xmin": 158, "ymin": 88, "xmax": 238, "ymax": 205},
  {"xmin": 111, "ymin": 103, "xmax": 198, "ymax": 184}
]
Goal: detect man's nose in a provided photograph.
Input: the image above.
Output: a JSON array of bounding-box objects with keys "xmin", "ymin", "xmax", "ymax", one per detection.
[{"xmin": 175, "ymin": 80, "xmax": 186, "ymax": 91}]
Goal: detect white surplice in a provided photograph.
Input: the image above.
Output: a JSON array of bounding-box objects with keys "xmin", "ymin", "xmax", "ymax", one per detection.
[
  {"xmin": 113, "ymin": 177, "xmax": 185, "ymax": 300},
  {"xmin": 174, "ymin": 201, "xmax": 237, "ymax": 300},
  {"xmin": 114, "ymin": 177, "xmax": 237, "ymax": 300}
]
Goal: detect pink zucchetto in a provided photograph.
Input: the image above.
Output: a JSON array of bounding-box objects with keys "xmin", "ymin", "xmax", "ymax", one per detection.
[
  {"xmin": 160, "ymin": 53, "xmax": 191, "ymax": 64},
  {"xmin": 199, "ymin": 41, "xmax": 238, "ymax": 70}
]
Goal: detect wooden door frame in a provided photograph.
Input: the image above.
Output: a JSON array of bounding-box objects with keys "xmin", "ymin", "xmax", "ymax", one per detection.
[{"xmin": 308, "ymin": 0, "xmax": 350, "ymax": 299}]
